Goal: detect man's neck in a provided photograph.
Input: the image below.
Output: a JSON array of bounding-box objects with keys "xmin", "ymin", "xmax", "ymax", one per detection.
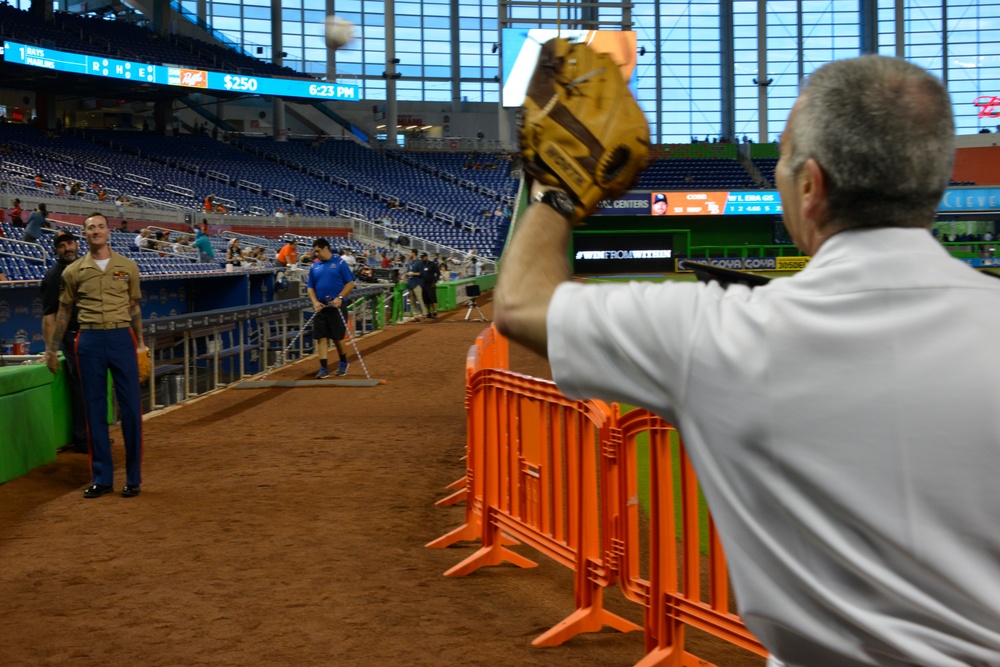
[{"xmin": 90, "ymin": 245, "xmax": 111, "ymax": 261}]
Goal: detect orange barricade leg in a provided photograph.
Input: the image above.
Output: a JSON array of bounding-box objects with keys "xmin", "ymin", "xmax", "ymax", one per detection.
[
  {"xmin": 443, "ymin": 507, "xmax": 538, "ymax": 577},
  {"xmin": 533, "ymin": 585, "xmax": 642, "ymax": 647}
]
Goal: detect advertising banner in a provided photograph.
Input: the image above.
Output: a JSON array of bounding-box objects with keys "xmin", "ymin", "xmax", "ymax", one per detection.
[{"xmin": 775, "ymin": 256, "xmax": 810, "ymax": 271}]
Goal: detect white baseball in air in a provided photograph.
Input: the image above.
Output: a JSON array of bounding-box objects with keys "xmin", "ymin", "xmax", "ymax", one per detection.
[{"xmin": 325, "ymin": 15, "xmax": 355, "ymax": 50}]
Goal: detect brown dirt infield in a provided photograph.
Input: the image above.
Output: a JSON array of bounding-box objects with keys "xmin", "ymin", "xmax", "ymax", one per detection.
[{"xmin": 0, "ymin": 298, "xmax": 764, "ymax": 667}]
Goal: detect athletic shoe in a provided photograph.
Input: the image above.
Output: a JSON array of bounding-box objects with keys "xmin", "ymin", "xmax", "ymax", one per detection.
[
  {"xmin": 315, "ymin": 367, "xmax": 330, "ymax": 379},
  {"xmin": 336, "ymin": 361, "xmax": 349, "ymax": 376}
]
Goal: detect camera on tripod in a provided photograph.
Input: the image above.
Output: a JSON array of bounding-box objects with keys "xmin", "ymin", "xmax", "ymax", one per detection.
[{"xmin": 462, "ymin": 284, "xmax": 488, "ymax": 322}]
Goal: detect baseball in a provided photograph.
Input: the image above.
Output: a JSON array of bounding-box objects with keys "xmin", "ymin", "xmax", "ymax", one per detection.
[{"xmin": 325, "ymin": 15, "xmax": 355, "ymax": 50}]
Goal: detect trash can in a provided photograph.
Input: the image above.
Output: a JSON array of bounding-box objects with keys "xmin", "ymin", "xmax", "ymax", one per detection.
[{"xmin": 158, "ymin": 375, "xmax": 186, "ymax": 407}]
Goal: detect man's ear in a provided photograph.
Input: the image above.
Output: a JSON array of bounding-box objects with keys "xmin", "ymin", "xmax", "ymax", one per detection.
[{"xmin": 800, "ymin": 158, "xmax": 829, "ymax": 227}]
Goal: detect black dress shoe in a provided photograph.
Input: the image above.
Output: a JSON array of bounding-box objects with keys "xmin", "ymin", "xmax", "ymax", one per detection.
[
  {"xmin": 121, "ymin": 484, "xmax": 141, "ymax": 498},
  {"xmin": 83, "ymin": 484, "xmax": 113, "ymax": 499}
]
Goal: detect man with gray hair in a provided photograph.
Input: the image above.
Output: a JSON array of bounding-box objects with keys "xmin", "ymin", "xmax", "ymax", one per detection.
[{"xmin": 495, "ymin": 56, "xmax": 1000, "ymax": 665}]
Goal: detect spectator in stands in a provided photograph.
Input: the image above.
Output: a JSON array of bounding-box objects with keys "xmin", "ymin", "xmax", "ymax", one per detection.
[
  {"xmin": 194, "ymin": 228, "xmax": 214, "ymax": 263},
  {"xmin": 119, "ymin": 219, "xmax": 129, "ymax": 234},
  {"xmin": 380, "ymin": 251, "xmax": 391, "ymax": 269},
  {"xmin": 69, "ymin": 182, "xmax": 81, "ymax": 198},
  {"xmin": 34, "ymin": 173, "xmax": 44, "ymax": 189},
  {"xmin": 22, "ymin": 203, "xmax": 48, "ymax": 244},
  {"xmin": 275, "ymin": 238, "xmax": 298, "ymax": 268},
  {"xmin": 204, "ymin": 194, "xmax": 215, "ymax": 213},
  {"xmin": 403, "ymin": 249, "xmax": 427, "ymax": 320},
  {"xmin": 196, "ymin": 219, "xmax": 208, "ymax": 238},
  {"xmin": 447, "ymin": 251, "xmax": 462, "ymax": 281},
  {"xmin": 55, "ymin": 183, "xmax": 67, "ymax": 197},
  {"xmin": 275, "ymin": 207, "xmax": 286, "ymax": 218},
  {"xmin": 90, "ymin": 180, "xmax": 101, "ymax": 193},
  {"xmin": 135, "ymin": 228, "xmax": 151, "ymax": 250},
  {"xmin": 9, "ymin": 198, "xmax": 23, "ymax": 226},
  {"xmin": 226, "ymin": 238, "xmax": 243, "ymax": 267},
  {"xmin": 341, "ymin": 248, "xmax": 356, "ymax": 268},
  {"xmin": 97, "ymin": 189, "xmax": 108, "ymax": 201}
]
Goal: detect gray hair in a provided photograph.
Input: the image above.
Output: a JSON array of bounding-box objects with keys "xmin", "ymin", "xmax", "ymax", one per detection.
[{"xmin": 786, "ymin": 55, "xmax": 955, "ymax": 229}]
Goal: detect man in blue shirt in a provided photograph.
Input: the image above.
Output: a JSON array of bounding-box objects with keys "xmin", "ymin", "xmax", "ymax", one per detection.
[
  {"xmin": 403, "ymin": 248, "xmax": 427, "ymax": 320},
  {"xmin": 193, "ymin": 229, "xmax": 214, "ymax": 262},
  {"xmin": 22, "ymin": 203, "xmax": 48, "ymax": 243},
  {"xmin": 306, "ymin": 238, "xmax": 356, "ymax": 378}
]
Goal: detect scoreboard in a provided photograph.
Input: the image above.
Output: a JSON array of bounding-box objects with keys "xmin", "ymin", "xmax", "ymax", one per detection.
[{"xmin": 2, "ymin": 40, "xmax": 360, "ymax": 102}]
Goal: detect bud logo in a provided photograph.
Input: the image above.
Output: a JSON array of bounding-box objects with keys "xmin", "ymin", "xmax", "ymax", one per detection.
[{"xmin": 168, "ymin": 68, "xmax": 208, "ymax": 88}]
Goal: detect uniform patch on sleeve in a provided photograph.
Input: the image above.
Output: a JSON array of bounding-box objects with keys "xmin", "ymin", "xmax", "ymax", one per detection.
[{"xmin": 113, "ymin": 271, "xmax": 130, "ymax": 281}]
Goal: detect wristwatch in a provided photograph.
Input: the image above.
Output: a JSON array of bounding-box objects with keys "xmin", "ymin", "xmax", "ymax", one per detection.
[{"xmin": 532, "ymin": 188, "xmax": 575, "ymax": 218}]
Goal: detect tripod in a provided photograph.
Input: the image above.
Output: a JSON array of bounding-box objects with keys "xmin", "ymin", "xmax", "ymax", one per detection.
[{"xmin": 463, "ymin": 295, "xmax": 488, "ymax": 322}]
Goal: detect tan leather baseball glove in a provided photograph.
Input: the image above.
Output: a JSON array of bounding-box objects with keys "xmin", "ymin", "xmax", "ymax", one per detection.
[{"xmin": 520, "ymin": 38, "xmax": 651, "ymax": 223}]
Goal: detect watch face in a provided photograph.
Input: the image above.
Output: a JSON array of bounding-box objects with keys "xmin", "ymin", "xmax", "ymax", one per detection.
[{"xmin": 542, "ymin": 190, "xmax": 575, "ymax": 216}]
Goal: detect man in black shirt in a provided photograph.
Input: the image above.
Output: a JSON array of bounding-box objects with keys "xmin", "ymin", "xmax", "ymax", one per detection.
[
  {"xmin": 419, "ymin": 252, "xmax": 440, "ymax": 318},
  {"xmin": 40, "ymin": 231, "xmax": 87, "ymax": 453}
]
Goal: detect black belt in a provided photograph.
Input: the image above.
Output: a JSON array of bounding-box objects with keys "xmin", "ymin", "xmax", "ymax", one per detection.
[{"xmin": 79, "ymin": 322, "xmax": 130, "ymax": 330}]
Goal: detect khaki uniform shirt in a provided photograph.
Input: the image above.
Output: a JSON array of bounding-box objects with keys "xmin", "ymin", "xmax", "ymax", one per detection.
[{"xmin": 60, "ymin": 250, "xmax": 141, "ymax": 326}]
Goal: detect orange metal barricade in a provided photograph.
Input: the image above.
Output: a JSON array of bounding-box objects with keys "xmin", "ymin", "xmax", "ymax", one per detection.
[
  {"xmin": 430, "ymin": 326, "xmax": 767, "ymax": 665},
  {"xmin": 613, "ymin": 408, "xmax": 767, "ymax": 665},
  {"xmin": 442, "ymin": 369, "xmax": 641, "ymax": 646},
  {"xmin": 426, "ymin": 327, "xmax": 510, "ymax": 544}
]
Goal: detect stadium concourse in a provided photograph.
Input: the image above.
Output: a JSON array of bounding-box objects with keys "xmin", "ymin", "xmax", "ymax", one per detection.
[{"xmin": 0, "ymin": 295, "xmax": 762, "ymax": 667}]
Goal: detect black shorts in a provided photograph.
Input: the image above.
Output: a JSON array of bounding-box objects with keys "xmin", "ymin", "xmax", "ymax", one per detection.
[
  {"xmin": 313, "ymin": 304, "xmax": 348, "ymax": 341},
  {"xmin": 422, "ymin": 282, "xmax": 438, "ymax": 306}
]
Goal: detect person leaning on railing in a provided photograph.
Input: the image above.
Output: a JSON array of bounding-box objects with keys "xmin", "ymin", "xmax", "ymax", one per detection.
[{"xmin": 495, "ymin": 51, "xmax": 1000, "ymax": 666}]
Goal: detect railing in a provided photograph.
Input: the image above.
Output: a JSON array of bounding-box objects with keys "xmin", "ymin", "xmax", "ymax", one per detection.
[
  {"xmin": 2, "ymin": 161, "xmax": 35, "ymax": 177},
  {"xmin": 206, "ymin": 169, "xmax": 231, "ymax": 185},
  {"xmin": 84, "ymin": 161, "xmax": 113, "ymax": 176},
  {"xmin": 164, "ymin": 183, "xmax": 195, "ymax": 198},
  {"xmin": 303, "ymin": 199, "xmax": 330, "ymax": 214},
  {"xmin": 431, "ymin": 326, "xmax": 768, "ymax": 666},
  {"xmin": 124, "ymin": 173, "xmax": 155, "ymax": 187},
  {"xmin": 238, "ymin": 179, "xmax": 263, "ymax": 194},
  {"xmin": 270, "ymin": 189, "xmax": 295, "ymax": 204},
  {"xmin": 356, "ymin": 185, "xmax": 374, "ymax": 196},
  {"xmin": 177, "ymin": 161, "xmax": 200, "ymax": 175},
  {"xmin": 141, "ymin": 287, "xmax": 390, "ymax": 409}
]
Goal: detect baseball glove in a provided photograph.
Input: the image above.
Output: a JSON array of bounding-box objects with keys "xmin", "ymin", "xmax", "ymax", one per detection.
[
  {"xmin": 520, "ymin": 38, "xmax": 650, "ymax": 223},
  {"xmin": 136, "ymin": 348, "xmax": 151, "ymax": 385}
]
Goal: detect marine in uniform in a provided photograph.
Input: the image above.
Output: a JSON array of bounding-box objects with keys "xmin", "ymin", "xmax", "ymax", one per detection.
[{"xmin": 44, "ymin": 213, "xmax": 147, "ymax": 499}]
